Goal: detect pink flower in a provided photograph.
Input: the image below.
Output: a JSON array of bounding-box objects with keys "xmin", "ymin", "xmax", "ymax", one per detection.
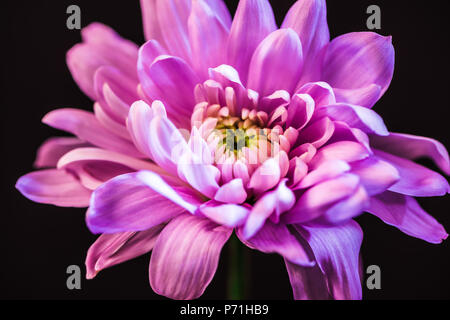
[{"xmin": 16, "ymin": 0, "xmax": 449, "ymax": 300}]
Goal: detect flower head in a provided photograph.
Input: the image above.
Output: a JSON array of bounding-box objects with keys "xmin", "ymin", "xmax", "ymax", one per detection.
[{"xmin": 16, "ymin": 0, "xmax": 449, "ymax": 300}]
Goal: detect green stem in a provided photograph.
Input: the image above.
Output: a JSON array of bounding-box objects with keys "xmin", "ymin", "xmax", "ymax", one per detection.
[{"xmin": 227, "ymin": 235, "xmax": 249, "ymax": 300}]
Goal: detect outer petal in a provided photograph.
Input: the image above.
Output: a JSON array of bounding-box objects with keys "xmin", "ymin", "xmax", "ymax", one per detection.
[
  {"xmin": 237, "ymin": 222, "xmax": 314, "ymax": 266},
  {"xmin": 374, "ymin": 150, "xmax": 449, "ymax": 197},
  {"xmin": 333, "ymin": 85, "xmax": 382, "ymax": 109},
  {"xmin": 86, "ymin": 224, "xmax": 164, "ymax": 279},
  {"xmin": 285, "ymin": 259, "xmax": 330, "ymax": 300},
  {"xmin": 248, "ymin": 29, "xmax": 304, "ymax": 97},
  {"xmin": 16, "ymin": 169, "xmax": 91, "ymax": 207},
  {"xmin": 227, "ymin": 0, "xmax": 276, "ymax": 84},
  {"xmin": 370, "ymin": 133, "xmax": 450, "ymax": 175},
  {"xmin": 188, "ymin": 0, "xmax": 229, "ymax": 79},
  {"xmin": 317, "ymin": 103, "xmax": 389, "ymax": 136},
  {"xmin": 295, "ymin": 221, "xmax": 363, "ymax": 300},
  {"xmin": 67, "ymin": 23, "xmax": 138, "ymax": 100},
  {"xmin": 34, "ymin": 137, "xmax": 89, "ymax": 168},
  {"xmin": 140, "ymin": 0, "xmax": 166, "ymax": 45},
  {"xmin": 86, "ymin": 172, "xmax": 201, "ymax": 234},
  {"xmin": 42, "ymin": 109, "xmax": 143, "ymax": 158},
  {"xmin": 282, "ymin": 0, "xmax": 329, "ymax": 83},
  {"xmin": 368, "ymin": 191, "xmax": 448, "ymax": 244},
  {"xmin": 149, "ymin": 214, "xmax": 232, "ymax": 300},
  {"xmin": 322, "ymin": 32, "xmax": 394, "ymax": 97}
]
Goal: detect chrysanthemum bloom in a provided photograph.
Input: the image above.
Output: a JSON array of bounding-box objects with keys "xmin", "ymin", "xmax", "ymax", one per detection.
[{"xmin": 16, "ymin": 0, "xmax": 449, "ymax": 300}]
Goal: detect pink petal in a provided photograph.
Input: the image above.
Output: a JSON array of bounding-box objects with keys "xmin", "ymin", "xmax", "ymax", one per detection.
[
  {"xmin": 242, "ymin": 180, "xmax": 295, "ymax": 239},
  {"xmin": 16, "ymin": 169, "xmax": 91, "ymax": 207},
  {"xmin": 294, "ymin": 221, "xmax": 363, "ymax": 300},
  {"xmin": 286, "ymin": 94, "xmax": 315, "ymax": 130},
  {"xmin": 322, "ymin": 32, "xmax": 394, "ymax": 97},
  {"xmin": 374, "ymin": 150, "xmax": 449, "ymax": 197},
  {"xmin": 368, "ymin": 191, "xmax": 448, "ymax": 244},
  {"xmin": 285, "ymin": 174, "xmax": 360, "ymax": 224},
  {"xmin": 86, "ymin": 224, "xmax": 164, "ymax": 279},
  {"xmin": 155, "ymin": 0, "xmax": 192, "ymax": 62},
  {"xmin": 285, "ymin": 260, "xmax": 330, "ymax": 300},
  {"xmin": 67, "ymin": 23, "xmax": 138, "ymax": 100},
  {"xmin": 296, "ymin": 160, "xmax": 351, "ymax": 190},
  {"xmin": 34, "ymin": 137, "xmax": 89, "ymax": 168},
  {"xmin": 226, "ymin": 0, "xmax": 276, "ymax": 85},
  {"xmin": 282, "ymin": 0, "xmax": 329, "ymax": 84},
  {"xmin": 138, "ymin": 55, "xmax": 199, "ymax": 127},
  {"xmin": 309, "ymin": 141, "xmax": 371, "ymax": 170},
  {"xmin": 297, "ymin": 116, "xmax": 335, "ymax": 149},
  {"xmin": 350, "ymin": 157, "xmax": 400, "ymax": 196},
  {"xmin": 248, "ymin": 29, "xmax": 303, "ymax": 97},
  {"xmin": 317, "ymin": 103, "xmax": 389, "ymax": 136},
  {"xmin": 42, "ymin": 109, "xmax": 143, "ymax": 158},
  {"xmin": 214, "ymin": 178, "xmax": 247, "ymax": 204},
  {"xmin": 370, "ymin": 133, "xmax": 450, "ymax": 175},
  {"xmin": 333, "ymin": 84, "xmax": 382, "ymax": 109},
  {"xmin": 149, "ymin": 214, "xmax": 232, "ymax": 300},
  {"xmin": 198, "ymin": 201, "xmax": 249, "ymax": 227},
  {"xmin": 237, "ymin": 222, "xmax": 314, "ymax": 267},
  {"xmin": 87, "ymin": 172, "xmax": 201, "ymax": 234},
  {"xmin": 188, "ymin": 0, "xmax": 229, "ymax": 79},
  {"xmin": 296, "ymin": 82, "xmax": 336, "ymax": 108},
  {"xmin": 248, "ymin": 158, "xmax": 281, "ymax": 194},
  {"xmin": 93, "ymin": 102, "xmax": 130, "ymax": 140},
  {"xmin": 140, "ymin": 0, "xmax": 166, "ymax": 45}
]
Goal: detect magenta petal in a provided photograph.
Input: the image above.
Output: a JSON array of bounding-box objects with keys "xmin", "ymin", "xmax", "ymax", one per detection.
[
  {"xmin": 238, "ymin": 222, "xmax": 314, "ymax": 267},
  {"xmin": 370, "ymin": 133, "xmax": 450, "ymax": 175},
  {"xmin": 227, "ymin": 0, "xmax": 276, "ymax": 85},
  {"xmin": 285, "ymin": 174, "xmax": 360, "ymax": 224},
  {"xmin": 86, "ymin": 224, "xmax": 164, "ymax": 279},
  {"xmin": 16, "ymin": 169, "xmax": 91, "ymax": 207},
  {"xmin": 295, "ymin": 221, "xmax": 363, "ymax": 300},
  {"xmin": 374, "ymin": 150, "xmax": 450, "ymax": 197},
  {"xmin": 149, "ymin": 214, "xmax": 232, "ymax": 300},
  {"xmin": 285, "ymin": 260, "xmax": 330, "ymax": 300},
  {"xmin": 297, "ymin": 117, "xmax": 335, "ymax": 149},
  {"xmin": 286, "ymin": 93, "xmax": 315, "ymax": 130},
  {"xmin": 296, "ymin": 82, "xmax": 336, "ymax": 108},
  {"xmin": 317, "ymin": 103, "xmax": 388, "ymax": 136},
  {"xmin": 42, "ymin": 109, "xmax": 143, "ymax": 158},
  {"xmin": 351, "ymin": 157, "xmax": 400, "ymax": 196},
  {"xmin": 87, "ymin": 172, "xmax": 200, "ymax": 234},
  {"xmin": 34, "ymin": 137, "xmax": 89, "ymax": 168},
  {"xmin": 333, "ymin": 84, "xmax": 382, "ymax": 109},
  {"xmin": 248, "ymin": 158, "xmax": 281, "ymax": 194},
  {"xmin": 296, "ymin": 160, "xmax": 351, "ymax": 190},
  {"xmin": 322, "ymin": 32, "xmax": 394, "ymax": 97},
  {"xmin": 282, "ymin": 0, "xmax": 329, "ymax": 84},
  {"xmin": 198, "ymin": 201, "xmax": 249, "ymax": 227},
  {"xmin": 243, "ymin": 180, "xmax": 295, "ymax": 239},
  {"xmin": 248, "ymin": 29, "xmax": 303, "ymax": 97},
  {"xmin": 156, "ymin": 0, "xmax": 192, "ymax": 62},
  {"xmin": 188, "ymin": 0, "xmax": 229, "ymax": 79},
  {"xmin": 368, "ymin": 191, "xmax": 448, "ymax": 244}
]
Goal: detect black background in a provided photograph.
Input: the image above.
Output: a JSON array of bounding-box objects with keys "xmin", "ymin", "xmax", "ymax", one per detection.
[{"xmin": 1, "ymin": 0, "xmax": 449, "ymax": 300}]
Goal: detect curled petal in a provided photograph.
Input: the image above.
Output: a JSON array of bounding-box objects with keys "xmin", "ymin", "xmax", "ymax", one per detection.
[
  {"xmin": 297, "ymin": 116, "xmax": 335, "ymax": 149},
  {"xmin": 198, "ymin": 201, "xmax": 249, "ymax": 227},
  {"xmin": 248, "ymin": 158, "xmax": 281, "ymax": 194},
  {"xmin": 149, "ymin": 214, "xmax": 232, "ymax": 300},
  {"xmin": 370, "ymin": 133, "xmax": 450, "ymax": 175},
  {"xmin": 367, "ymin": 191, "xmax": 448, "ymax": 244},
  {"xmin": 16, "ymin": 169, "xmax": 91, "ymax": 207},
  {"xmin": 214, "ymin": 178, "xmax": 247, "ymax": 204},
  {"xmin": 309, "ymin": 141, "xmax": 371, "ymax": 170},
  {"xmin": 296, "ymin": 82, "xmax": 336, "ymax": 108},
  {"xmin": 286, "ymin": 94, "xmax": 315, "ymax": 130},
  {"xmin": 238, "ymin": 222, "xmax": 314, "ymax": 266},
  {"xmin": 296, "ymin": 160, "xmax": 351, "ymax": 190},
  {"xmin": 86, "ymin": 224, "xmax": 164, "ymax": 279},
  {"xmin": 374, "ymin": 150, "xmax": 449, "ymax": 197}
]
